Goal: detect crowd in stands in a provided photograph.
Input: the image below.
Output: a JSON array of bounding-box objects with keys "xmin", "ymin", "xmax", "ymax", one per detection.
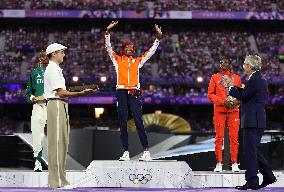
[
  {"xmin": 0, "ymin": 0, "xmax": 284, "ymax": 13},
  {"xmin": 0, "ymin": 81, "xmax": 283, "ymax": 105},
  {"xmin": 162, "ymin": 31, "xmax": 252, "ymax": 81},
  {"xmin": 153, "ymin": 0, "xmax": 284, "ymax": 12},
  {"xmin": 1, "ymin": 25, "xmax": 283, "ymax": 82},
  {"xmin": 0, "ymin": 53, "xmax": 22, "ymax": 81},
  {"xmin": 255, "ymin": 32, "xmax": 284, "ymax": 80},
  {"xmin": 0, "ymin": 23, "xmax": 283, "ymax": 104},
  {"xmin": 0, "ymin": 1, "xmax": 283, "ymax": 134}
]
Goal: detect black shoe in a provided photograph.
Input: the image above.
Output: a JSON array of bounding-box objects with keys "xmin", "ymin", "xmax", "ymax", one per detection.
[
  {"xmin": 259, "ymin": 177, "xmax": 277, "ymax": 188},
  {"xmin": 235, "ymin": 183, "xmax": 260, "ymax": 190}
]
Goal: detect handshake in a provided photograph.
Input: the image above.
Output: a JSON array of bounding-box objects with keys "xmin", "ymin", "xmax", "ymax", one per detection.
[{"xmin": 224, "ymin": 96, "xmax": 239, "ymax": 109}]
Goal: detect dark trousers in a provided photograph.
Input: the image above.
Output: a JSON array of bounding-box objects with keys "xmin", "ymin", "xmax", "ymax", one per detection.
[
  {"xmin": 116, "ymin": 90, "xmax": 149, "ymax": 151},
  {"xmin": 243, "ymin": 128, "xmax": 275, "ymax": 186}
]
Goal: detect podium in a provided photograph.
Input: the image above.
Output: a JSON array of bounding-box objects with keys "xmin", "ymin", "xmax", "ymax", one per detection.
[
  {"xmin": 0, "ymin": 163, "xmax": 283, "ymax": 188},
  {"xmin": 73, "ymin": 160, "xmax": 204, "ymax": 188}
]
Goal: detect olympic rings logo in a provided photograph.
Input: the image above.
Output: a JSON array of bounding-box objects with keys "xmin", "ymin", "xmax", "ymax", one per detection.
[{"xmin": 129, "ymin": 173, "xmax": 152, "ymax": 184}]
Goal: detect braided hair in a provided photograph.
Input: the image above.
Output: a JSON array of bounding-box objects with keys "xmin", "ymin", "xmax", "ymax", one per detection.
[{"xmin": 37, "ymin": 50, "xmax": 49, "ymax": 67}]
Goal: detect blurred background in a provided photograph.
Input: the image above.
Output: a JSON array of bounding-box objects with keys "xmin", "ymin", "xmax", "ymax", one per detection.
[{"xmin": 0, "ymin": 0, "xmax": 283, "ymax": 171}]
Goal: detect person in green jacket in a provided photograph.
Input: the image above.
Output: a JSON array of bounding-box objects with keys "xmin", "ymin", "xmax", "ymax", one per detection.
[{"xmin": 25, "ymin": 51, "xmax": 49, "ymax": 172}]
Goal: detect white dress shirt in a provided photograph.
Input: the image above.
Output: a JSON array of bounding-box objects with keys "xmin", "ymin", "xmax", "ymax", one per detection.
[
  {"xmin": 44, "ymin": 61, "xmax": 66, "ymax": 99},
  {"xmin": 248, "ymin": 71, "xmax": 257, "ymax": 80}
]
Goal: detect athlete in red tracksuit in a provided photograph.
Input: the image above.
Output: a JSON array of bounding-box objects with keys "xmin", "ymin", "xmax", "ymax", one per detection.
[{"xmin": 208, "ymin": 58, "xmax": 242, "ymax": 172}]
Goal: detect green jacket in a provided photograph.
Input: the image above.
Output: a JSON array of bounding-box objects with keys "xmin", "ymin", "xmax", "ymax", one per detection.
[{"xmin": 25, "ymin": 66, "xmax": 45, "ymax": 101}]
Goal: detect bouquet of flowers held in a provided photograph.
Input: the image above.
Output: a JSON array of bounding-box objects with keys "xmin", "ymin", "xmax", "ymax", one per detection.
[{"xmin": 224, "ymin": 96, "xmax": 239, "ymax": 109}]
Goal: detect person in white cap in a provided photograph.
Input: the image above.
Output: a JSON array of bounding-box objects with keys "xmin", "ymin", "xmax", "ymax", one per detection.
[{"xmin": 44, "ymin": 43, "xmax": 97, "ymax": 189}]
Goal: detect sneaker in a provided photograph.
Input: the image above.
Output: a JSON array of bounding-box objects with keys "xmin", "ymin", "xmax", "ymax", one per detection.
[
  {"xmin": 214, "ymin": 163, "xmax": 222, "ymax": 172},
  {"xmin": 34, "ymin": 160, "xmax": 42, "ymax": 172},
  {"xmin": 139, "ymin": 151, "xmax": 152, "ymax": 161},
  {"xmin": 232, "ymin": 163, "xmax": 240, "ymax": 172},
  {"xmin": 58, "ymin": 184, "xmax": 75, "ymax": 189},
  {"xmin": 119, "ymin": 151, "xmax": 130, "ymax": 161}
]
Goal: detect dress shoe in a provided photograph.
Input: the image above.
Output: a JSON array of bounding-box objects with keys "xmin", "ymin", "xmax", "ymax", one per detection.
[
  {"xmin": 235, "ymin": 183, "xmax": 260, "ymax": 190},
  {"xmin": 259, "ymin": 177, "xmax": 277, "ymax": 188}
]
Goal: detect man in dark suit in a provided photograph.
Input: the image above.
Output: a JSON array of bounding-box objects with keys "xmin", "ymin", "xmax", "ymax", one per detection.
[{"xmin": 226, "ymin": 55, "xmax": 276, "ymax": 190}]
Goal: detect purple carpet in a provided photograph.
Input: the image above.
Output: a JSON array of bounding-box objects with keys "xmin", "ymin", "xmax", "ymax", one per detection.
[{"xmin": 0, "ymin": 188, "xmax": 283, "ymax": 192}]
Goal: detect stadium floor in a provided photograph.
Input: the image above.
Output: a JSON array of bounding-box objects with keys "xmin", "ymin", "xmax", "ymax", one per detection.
[{"xmin": 0, "ymin": 188, "xmax": 282, "ymax": 192}]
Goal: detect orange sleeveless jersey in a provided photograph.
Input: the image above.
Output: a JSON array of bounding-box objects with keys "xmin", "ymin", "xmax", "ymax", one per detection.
[{"xmin": 105, "ymin": 33, "xmax": 159, "ymax": 89}]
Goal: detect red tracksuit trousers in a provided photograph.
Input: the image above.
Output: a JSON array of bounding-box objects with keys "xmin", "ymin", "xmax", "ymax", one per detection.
[{"xmin": 213, "ymin": 111, "xmax": 240, "ymax": 163}]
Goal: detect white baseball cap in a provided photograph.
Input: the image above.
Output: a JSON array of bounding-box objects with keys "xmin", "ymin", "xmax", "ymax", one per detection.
[{"xmin": 46, "ymin": 43, "xmax": 67, "ymax": 55}]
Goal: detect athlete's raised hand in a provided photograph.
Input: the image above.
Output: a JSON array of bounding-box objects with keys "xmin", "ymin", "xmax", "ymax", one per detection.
[
  {"xmin": 107, "ymin": 21, "xmax": 118, "ymax": 32},
  {"xmin": 155, "ymin": 24, "xmax": 163, "ymax": 39}
]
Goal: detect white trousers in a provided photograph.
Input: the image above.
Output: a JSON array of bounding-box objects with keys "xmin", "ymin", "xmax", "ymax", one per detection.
[{"xmin": 31, "ymin": 103, "xmax": 47, "ymax": 157}]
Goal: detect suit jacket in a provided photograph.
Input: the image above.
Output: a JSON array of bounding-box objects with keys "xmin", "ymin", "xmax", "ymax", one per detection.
[{"xmin": 229, "ymin": 71, "xmax": 268, "ymax": 129}]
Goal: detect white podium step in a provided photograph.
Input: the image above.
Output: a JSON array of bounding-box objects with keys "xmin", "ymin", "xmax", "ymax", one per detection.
[
  {"xmin": 195, "ymin": 170, "xmax": 284, "ymax": 188},
  {"xmin": 0, "ymin": 160, "xmax": 204, "ymax": 188},
  {"xmin": 0, "ymin": 161, "xmax": 283, "ymax": 188},
  {"xmin": 73, "ymin": 160, "xmax": 204, "ymax": 188}
]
